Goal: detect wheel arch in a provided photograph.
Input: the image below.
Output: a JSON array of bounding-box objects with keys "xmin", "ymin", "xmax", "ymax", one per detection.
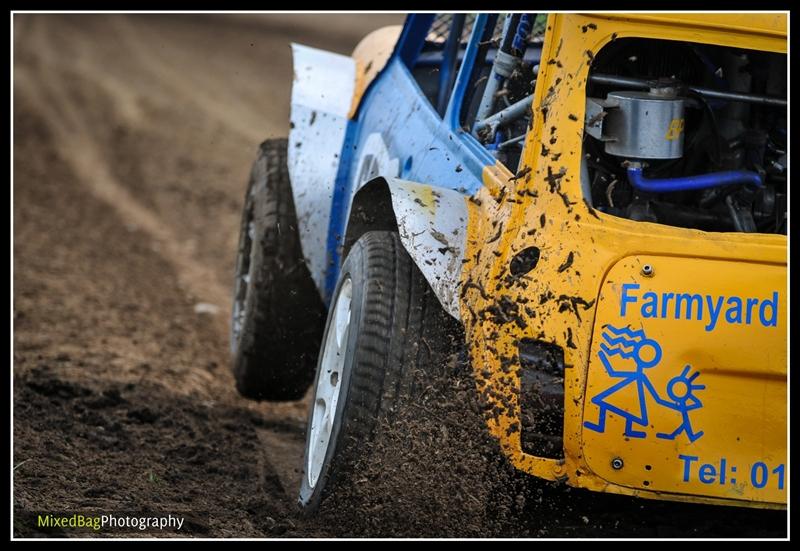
[
  {"xmin": 344, "ymin": 176, "xmax": 469, "ymax": 321},
  {"xmin": 342, "ymin": 178, "xmax": 398, "ymax": 257}
]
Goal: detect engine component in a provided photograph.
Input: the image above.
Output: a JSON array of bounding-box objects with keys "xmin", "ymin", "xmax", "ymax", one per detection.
[
  {"xmin": 473, "ymin": 14, "xmax": 522, "ymax": 124},
  {"xmin": 582, "ymin": 37, "xmax": 786, "ymax": 235},
  {"xmin": 625, "ymin": 200, "xmax": 658, "ymax": 223},
  {"xmin": 474, "ymin": 93, "xmax": 532, "ymax": 139},
  {"xmin": 600, "ymin": 89, "xmax": 686, "ymax": 159},
  {"xmin": 627, "ymin": 165, "xmax": 763, "ymax": 193},
  {"xmin": 726, "ymin": 195, "xmax": 758, "ymax": 233},
  {"xmin": 473, "ymin": 13, "xmax": 537, "ymax": 142},
  {"xmin": 590, "ymin": 73, "xmax": 786, "ymax": 107}
]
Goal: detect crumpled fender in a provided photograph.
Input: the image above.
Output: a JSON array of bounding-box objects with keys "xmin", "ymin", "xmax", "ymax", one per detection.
[{"xmin": 351, "ymin": 178, "xmax": 469, "ymax": 321}]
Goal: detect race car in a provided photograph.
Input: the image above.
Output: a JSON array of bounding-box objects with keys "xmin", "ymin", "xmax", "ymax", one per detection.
[{"xmin": 230, "ymin": 13, "xmax": 787, "ymax": 511}]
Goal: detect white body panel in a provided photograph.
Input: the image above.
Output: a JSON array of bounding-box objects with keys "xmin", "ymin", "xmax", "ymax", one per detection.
[
  {"xmin": 383, "ymin": 179, "xmax": 468, "ymax": 320},
  {"xmin": 288, "ymin": 44, "xmax": 356, "ymax": 295}
]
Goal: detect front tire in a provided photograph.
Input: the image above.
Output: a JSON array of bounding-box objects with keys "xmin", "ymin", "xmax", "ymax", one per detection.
[{"xmin": 298, "ymin": 231, "xmax": 462, "ymax": 511}]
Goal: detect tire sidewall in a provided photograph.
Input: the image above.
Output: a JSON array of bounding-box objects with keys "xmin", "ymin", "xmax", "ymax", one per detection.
[
  {"xmin": 298, "ymin": 240, "xmax": 367, "ymax": 510},
  {"xmin": 230, "ymin": 138, "xmax": 326, "ymax": 401},
  {"xmin": 231, "ymin": 169, "xmax": 258, "ymax": 357},
  {"xmin": 231, "ymin": 156, "xmax": 267, "ymax": 361}
]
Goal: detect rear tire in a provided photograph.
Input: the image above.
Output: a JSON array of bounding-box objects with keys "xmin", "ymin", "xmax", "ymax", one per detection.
[{"xmin": 231, "ymin": 138, "xmax": 326, "ymax": 401}]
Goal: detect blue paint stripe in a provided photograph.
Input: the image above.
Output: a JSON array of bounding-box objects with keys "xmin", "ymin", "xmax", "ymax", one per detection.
[{"xmin": 323, "ymin": 120, "xmax": 361, "ymax": 305}]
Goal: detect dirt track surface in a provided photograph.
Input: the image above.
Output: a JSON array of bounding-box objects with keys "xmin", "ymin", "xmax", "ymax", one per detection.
[{"xmin": 13, "ymin": 14, "xmax": 786, "ymax": 538}]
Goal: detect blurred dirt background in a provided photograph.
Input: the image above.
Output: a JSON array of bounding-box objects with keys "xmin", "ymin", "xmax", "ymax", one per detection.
[{"xmin": 13, "ymin": 13, "xmax": 786, "ymax": 538}]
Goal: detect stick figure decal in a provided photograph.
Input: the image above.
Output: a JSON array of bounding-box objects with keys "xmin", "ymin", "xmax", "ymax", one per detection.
[
  {"xmin": 583, "ymin": 324, "xmax": 705, "ymax": 442},
  {"xmin": 656, "ymin": 365, "xmax": 705, "ymax": 442}
]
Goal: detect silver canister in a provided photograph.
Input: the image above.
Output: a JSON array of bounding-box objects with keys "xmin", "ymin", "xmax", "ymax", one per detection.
[{"xmin": 603, "ymin": 90, "xmax": 685, "ymax": 159}]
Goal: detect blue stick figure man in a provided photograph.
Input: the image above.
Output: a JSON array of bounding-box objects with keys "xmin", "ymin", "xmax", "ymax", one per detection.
[
  {"xmin": 583, "ymin": 325, "xmax": 673, "ymax": 438},
  {"xmin": 656, "ymin": 365, "xmax": 705, "ymax": 443}
]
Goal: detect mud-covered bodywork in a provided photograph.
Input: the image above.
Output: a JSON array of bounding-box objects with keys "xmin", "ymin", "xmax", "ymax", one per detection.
[
  {"xmin": 288, "ymin": 18, "xmax": 490, "ymax": 309},
  {"xmin": 287, "ymin": 13, "xmax": 787, "ymax": 509}
]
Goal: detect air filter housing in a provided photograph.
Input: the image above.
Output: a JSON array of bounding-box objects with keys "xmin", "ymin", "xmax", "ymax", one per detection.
[{"xmin": 602, "ymin": 89, "xmax": 685, "ymax": 159}]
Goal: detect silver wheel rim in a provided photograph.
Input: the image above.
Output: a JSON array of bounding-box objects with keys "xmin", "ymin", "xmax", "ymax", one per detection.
[{"xmin": 307, "ymin": 277, "xmax": 352, "ymax": 489}]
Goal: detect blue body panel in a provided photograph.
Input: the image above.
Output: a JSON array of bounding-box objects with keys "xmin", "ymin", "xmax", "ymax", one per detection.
[{"xmin": 322, "ymin": 15, "xmax": 498, "ymax": 303}]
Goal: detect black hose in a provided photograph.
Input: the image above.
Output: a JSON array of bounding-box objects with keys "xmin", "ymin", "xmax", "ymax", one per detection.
[
  {"xmin": 686, "ymin": 90, "xmax": 723, "ymax": 169},
  {"xmin": 650, "ymin": 201, "xmax": 735, "ymax": 232}
]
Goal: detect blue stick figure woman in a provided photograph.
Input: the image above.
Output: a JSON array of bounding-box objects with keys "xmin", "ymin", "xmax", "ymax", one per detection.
[
  {"xmin": 656, "ymin": 365, "xmax": 705, "ymax": 443},
  {"xmin": 583, "ymin": 325, "xmax": 672, "ymax": 438}
]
